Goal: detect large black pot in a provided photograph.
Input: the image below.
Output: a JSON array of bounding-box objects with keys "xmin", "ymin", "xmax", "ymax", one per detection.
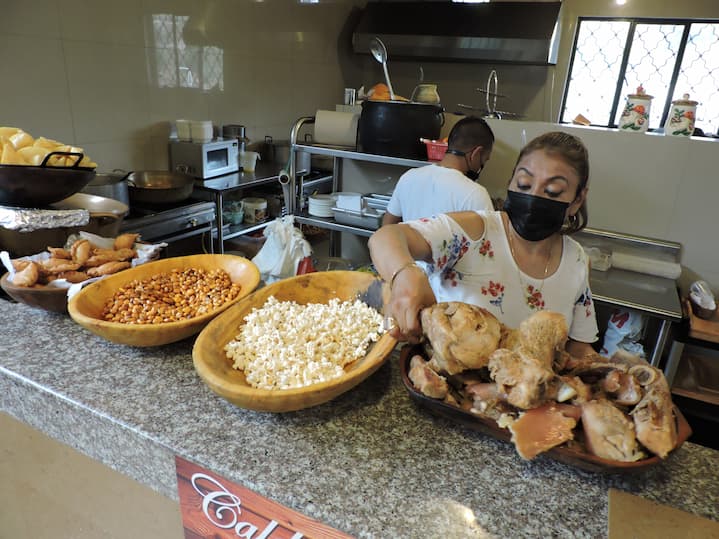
[
  {"xmin": 0, "ymin": 151, "xmax": 96, "ymax": 208},
  {"xmin": 358, "ymin": 100, "xmax": 444, "ymax": 160}
]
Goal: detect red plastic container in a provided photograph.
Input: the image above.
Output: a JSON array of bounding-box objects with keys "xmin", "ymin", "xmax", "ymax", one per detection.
[{"xmin": 422, "ymin": 139, "xmax": 448, "ymax": 161}]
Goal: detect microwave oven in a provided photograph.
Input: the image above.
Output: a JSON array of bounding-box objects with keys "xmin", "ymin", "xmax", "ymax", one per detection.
[{"xmin": 169, "ymin": 139, "xmax": 239, "ymax": 179}]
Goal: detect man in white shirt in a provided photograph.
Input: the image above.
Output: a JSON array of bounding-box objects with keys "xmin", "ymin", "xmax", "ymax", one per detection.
[{"xmin": 382, "ymin": 116, "xmax": 495, "ymax": 226}]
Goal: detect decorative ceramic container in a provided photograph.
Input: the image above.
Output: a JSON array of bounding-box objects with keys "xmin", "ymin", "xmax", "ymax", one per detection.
[
  {"xmin": 618, "ymin": 85, "xmax": 652, "ymax": 133},
  {"xmin": 410, "ymin": 84, "xmax": 440, "ymax": 104},
  {"xmin": 664, "ymin": 93, "xmax": 698, "ymax": 137}
]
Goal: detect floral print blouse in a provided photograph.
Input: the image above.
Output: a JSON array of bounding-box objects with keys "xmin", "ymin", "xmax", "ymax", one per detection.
[{"xmin": 407, "ymin": 211, "xmax": 599, "ymax": 343}]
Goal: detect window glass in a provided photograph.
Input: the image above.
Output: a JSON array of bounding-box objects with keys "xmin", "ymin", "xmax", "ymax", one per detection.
[
  {"xmin": 612, "ymin": 24, "xmax": 683, "ymax": 129},
  {"xmin": 675, "ymin": 23, "xmax": 719, "ymax": 135},
  {"xmin": 562, "ymin": 18, "xmax": 719, "ymax": 135},
  {"xmin": 562, "ymin": 20, "xmax": 629, "ymax": 125}
]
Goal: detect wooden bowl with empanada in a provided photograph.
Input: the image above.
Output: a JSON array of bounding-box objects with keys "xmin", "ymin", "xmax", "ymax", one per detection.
[{"xmin": 1, "ymin": 272, "xmax": 69, "ymax": 313}]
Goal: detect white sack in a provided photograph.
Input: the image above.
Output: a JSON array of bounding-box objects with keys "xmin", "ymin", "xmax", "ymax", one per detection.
[{"xmin": 251, "ymin": 216, "xmax": 312, "ymax": 283}]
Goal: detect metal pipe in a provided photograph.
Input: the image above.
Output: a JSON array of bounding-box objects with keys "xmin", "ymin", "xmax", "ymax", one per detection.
[{"xmin": 286, "ymin": 116, "xmax": 315, "ymax": 216}]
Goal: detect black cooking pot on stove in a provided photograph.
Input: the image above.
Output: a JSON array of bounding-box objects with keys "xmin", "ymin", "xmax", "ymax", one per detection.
[{"xmin": 358, "ymin": 100, "xmax": 444, "ymax": 160}]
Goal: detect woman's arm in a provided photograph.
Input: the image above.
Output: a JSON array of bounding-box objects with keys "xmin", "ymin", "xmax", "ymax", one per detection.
[{"xmin": 368, "ymin": 224, "xmax": 436, "ymax": 342}]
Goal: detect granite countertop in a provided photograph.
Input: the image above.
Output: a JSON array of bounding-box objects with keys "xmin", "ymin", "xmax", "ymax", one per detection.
[{"xmin": 2, "ymin": 300, "xmax": 718, "ymax": 538}]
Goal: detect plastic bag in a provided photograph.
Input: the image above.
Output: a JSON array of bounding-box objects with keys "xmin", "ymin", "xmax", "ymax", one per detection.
[
  {"xmin": 251, "ymin": 216, "xmax": 312, "ymax": 283},
  {"xmin": 600, "ymin": 308, "xmax": 646, "ymax": 358}
]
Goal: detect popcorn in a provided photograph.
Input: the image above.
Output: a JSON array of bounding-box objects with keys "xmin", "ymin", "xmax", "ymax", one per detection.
[{"xmin": 225, "ymin": 296, "xmax": 385, "ymax": 390}]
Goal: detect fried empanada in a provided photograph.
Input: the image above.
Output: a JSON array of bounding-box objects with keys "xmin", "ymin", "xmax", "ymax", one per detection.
[
  {"xmin": 47, "ymin": 246, "xmax": 72, "ymax": 259},
  {"xmin": 11, "ymin": 261, "xmax": 39, "ymax": 287},
  {"xmin": 86, "ymin": 261, "xmax": 131, "ymax": 277},
  {"xmin": 56, "ymin": 270, "xmax": 90, "ymax": 283},
  {"xmin": 70, "ymin": 239, "xmax": 92, "ymax": 265},
  {"xmin": 11, "ymin": 259, "xmax": 32, "ymax": 271},
  {"xmin": 39, "ymin": 258, "xmax": 81, "ymax": 274},
  {"xmin": 113, "ymin": 233, "xmax": 139, "ymax": 250},
  {"xmin": 84, "ymin": 248, "xmax": 136, "ymax": 267}
]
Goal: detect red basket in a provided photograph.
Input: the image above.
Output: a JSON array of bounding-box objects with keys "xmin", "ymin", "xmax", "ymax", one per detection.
[{"xmin": 422, "ymin": 139, "xmax": 448, "ymax": 161}]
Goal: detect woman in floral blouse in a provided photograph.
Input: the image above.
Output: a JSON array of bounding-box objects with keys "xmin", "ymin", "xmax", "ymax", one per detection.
[{"xmin": 369, "ymin": 131, "xmax": 598, "ymax": 357}]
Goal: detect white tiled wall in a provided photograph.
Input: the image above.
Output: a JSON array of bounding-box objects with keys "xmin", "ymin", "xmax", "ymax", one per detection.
[{"xmin": 0, "ymin": 0, "xmax": 364, "ymax": 171}]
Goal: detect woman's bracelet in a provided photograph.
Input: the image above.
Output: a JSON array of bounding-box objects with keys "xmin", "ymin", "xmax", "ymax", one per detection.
[{"xmin": 389, "ymin": 261, "xmax": 421, "ymax": 291}]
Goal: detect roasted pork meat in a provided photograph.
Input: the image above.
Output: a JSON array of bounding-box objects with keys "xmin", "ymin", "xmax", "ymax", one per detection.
[
  {"xmin": 509, "ymin": 403, "xmax": 580, "ymax": 460},
  {"xmin": 488, "ymin": 348, "xmax": 556, "ymax": 410},
  {"xmin": 581, "ymin": 399, "xmax": 644, "ymax": 461},
  {"xmin": 631, "ymin": 366, "xmax": 677, "ymax": 458},
  {"xmin": 421, "ymin": 302, "xmax": 501, "ymax": 374},
  {"xmin": 517, "ymin": 310, "xmax": 569, "ymax": 370},
  {"xmin": 408, "ymin": 355, "xmax": 448, "ymax": 400},
  {"xmin": 408, "ymin": 305, "xmax": 679, "ymax": 462}
]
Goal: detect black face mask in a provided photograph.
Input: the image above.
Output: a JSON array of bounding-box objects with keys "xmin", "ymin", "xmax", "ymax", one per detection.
[
  {"xmin": 503, "ymin": 190, "xmax": 569, "ymax": 242},
  {"xmin": 447, "ymin": 148, "xmax": 482, "ymax": 181},
  {"xmin": 464, "ymin": 165, "xmax": 482, "ymax": 181}
]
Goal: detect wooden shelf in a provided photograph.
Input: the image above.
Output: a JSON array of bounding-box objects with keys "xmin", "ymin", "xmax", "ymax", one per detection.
[
  {"xmin": 686, "ymin": 299, "xmax": 719, "ymax": 343},
  {"xmin": 670, "ymin": 340, "xmax": 719, "ymax": 406},
  {"xmin": 672, "ymin": 387, "xmax": 719, "ymax": 406}
]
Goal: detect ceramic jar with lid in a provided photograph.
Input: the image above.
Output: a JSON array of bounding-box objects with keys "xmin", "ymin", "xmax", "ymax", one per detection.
[
  {"xmin": 618, "ymin": 85, "xmax": 653, "ymax": 133},
  {"xmin": 664, "ymin": 93, "xmax": 698, "ymax": 137},
  {"xmin": 410, "ymin": 84, "xmax": 440, "ymax": 104}
]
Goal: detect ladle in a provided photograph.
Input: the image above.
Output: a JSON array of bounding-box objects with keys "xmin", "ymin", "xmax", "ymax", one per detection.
[{"xmin": 369, "ymin": 37, "xmax": 396, "ymax": 101}]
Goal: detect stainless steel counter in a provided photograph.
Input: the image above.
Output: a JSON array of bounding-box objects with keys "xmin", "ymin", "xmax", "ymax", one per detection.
[
  {"xmin": 577, "ymin": 228, "xmax": 683, "ymax": 368},
  {"xmin": 590, "ymin": 267, "xmax": 682, "ymax": 320}
]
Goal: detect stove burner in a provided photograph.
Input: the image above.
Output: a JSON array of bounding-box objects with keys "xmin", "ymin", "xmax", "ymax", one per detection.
[{"xmin": 120, "ymin": 197, "xmax": 216, "ymax": 244}]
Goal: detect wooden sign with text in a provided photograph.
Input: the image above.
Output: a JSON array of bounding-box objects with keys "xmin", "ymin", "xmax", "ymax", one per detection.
[{"xmin": 175, "ymin": 456, "xmax": 354, "ymax": 539}]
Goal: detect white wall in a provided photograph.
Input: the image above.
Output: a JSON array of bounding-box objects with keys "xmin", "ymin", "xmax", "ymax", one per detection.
[
  {"xmin": 480, "ymin": 119, "xmax": 719, "ymax": 292},
  {"xmin": 0, "ymin": 0, "xmax": 363, "ymax": 172}
]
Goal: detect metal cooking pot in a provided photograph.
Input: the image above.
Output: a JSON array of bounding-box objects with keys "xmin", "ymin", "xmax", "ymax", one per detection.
[
  {"xmin": 0, "ymin": 151, "xmax": 96, "ymax": 208},
  {"xmin": 81, "ymin": 169, "xmax": 130, "ymax": 205},
  {"xmin": 261, "ymin": 136, "xmax": 291, "ymax": 165},
  {"xmin": 358, "ymin": 100, "xmax": 444, "ymax": 160},
  {"xmin": 125, "ymin": 170, "xmax": 195, "ymax": 205}
]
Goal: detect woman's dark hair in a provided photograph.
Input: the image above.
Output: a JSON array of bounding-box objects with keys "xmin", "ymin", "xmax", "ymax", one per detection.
[
  {"xmin": 448, "ymin": 116, "xmax": 495, "ymax": 153},
  {"xmin": 513, "ymin": 131, "xmax": 590, "ymax": 234}
]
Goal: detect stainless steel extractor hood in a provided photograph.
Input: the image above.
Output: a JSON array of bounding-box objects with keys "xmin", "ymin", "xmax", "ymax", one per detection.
[{"xmin": 352, "ymin": 1, "xmax": 562, "ymax": 65}]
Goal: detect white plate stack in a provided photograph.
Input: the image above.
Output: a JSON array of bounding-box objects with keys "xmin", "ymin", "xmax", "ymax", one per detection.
[{"xmin": 308, "ymin": 194, "xmax": 335, "ymax": 217}]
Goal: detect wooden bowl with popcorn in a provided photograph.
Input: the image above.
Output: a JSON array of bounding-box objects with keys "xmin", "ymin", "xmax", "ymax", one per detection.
[
  {"xmin": 68, "ymin": 254, "xmax": 261, "ymax": 347},
  {"xmin": 192, "ymin": 271, "xmax": 397, "ymax": 412}
]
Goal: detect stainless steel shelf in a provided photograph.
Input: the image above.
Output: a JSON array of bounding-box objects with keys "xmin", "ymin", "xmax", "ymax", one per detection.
[
  {"xmin": 294, "ymin": 214, "xmax": 375, "ymax": 238},
  {"xmin": 213, "ymin": 220, "xmax": 270, "ymax": 241},
  {"xmin": 293, "ymin": 144, "xmax": 429, "ymax": 168},
  {"xmin": 301, "ymin": 174, "xmax": 334, "ymax": 191}
]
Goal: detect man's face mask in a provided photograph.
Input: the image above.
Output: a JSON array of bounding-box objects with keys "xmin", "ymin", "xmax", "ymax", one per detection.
[
  {"xmin": 503, "ymin": 190, "xmax": 569, "ymax": 242},
  {"xmin": 446, "ymin": 147, "xmax": 483, "ymax": 180}
]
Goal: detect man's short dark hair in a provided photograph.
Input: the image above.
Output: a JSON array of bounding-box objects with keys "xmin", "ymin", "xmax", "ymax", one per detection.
[{"xmin": 448, "ymin": 116, "xmax": 495, "ymax": 153}]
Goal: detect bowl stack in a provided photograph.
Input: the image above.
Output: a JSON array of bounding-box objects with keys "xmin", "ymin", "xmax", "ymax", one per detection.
[{"xmin": 308, "ymin": 194, "xmax": 335, "ymax": 217}]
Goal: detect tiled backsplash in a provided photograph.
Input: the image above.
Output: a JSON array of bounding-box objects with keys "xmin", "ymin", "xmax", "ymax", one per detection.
[{"xmin": 0, "ymin": 0, "xmax": 363, "ymax": 171}]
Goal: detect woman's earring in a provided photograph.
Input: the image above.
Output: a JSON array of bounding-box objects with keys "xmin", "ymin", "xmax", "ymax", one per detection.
[{"xmin": 561, "ymin": 213, "xmax": 578, "ymax": 233}]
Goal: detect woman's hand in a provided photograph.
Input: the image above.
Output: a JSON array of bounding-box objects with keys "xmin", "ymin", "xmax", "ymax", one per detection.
[
  {"xmin": 368, "ymin": 223, "xmax": 436, "ymax": 343},
  {"xmin": 386, "ymin": 264, "xmax": 436, "ymax": 343}
]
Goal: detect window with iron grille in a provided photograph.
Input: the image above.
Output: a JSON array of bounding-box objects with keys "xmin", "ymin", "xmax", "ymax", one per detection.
[
  {"xmin": 148, "ymin": 14, "xmax": 224, "ymax": 92},
  {"xmin": 560, "ymin": 17, "xmax": 719, "ymax": 136}
]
